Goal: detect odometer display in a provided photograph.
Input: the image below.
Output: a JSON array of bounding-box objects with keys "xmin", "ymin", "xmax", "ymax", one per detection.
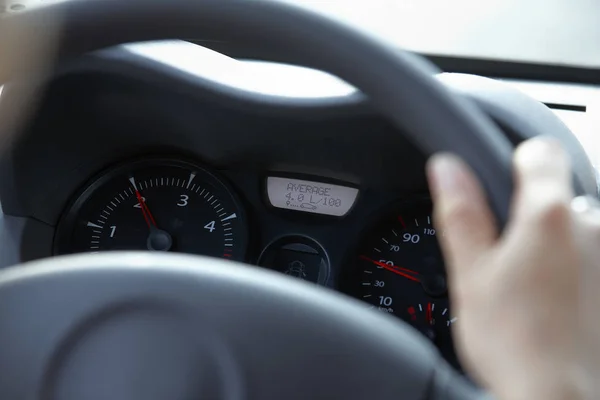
[{"xmin": 54, "ymin": 159, "xmax": 247, "ymax": 261}]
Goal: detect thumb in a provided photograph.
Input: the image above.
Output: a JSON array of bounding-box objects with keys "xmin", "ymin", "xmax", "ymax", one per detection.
[{"xmin": 427, "ymin": 154, "xmax": 498, "ymax": 275}]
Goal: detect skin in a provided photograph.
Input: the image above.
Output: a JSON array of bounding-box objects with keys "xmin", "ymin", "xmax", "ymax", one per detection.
[{"xmin": 427, "ymin": 138, "xmax": 593, "ymax": 400}]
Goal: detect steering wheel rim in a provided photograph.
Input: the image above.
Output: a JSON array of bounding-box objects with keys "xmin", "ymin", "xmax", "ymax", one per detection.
[
  {"xmin": 0, "ymin": 0, "xmax": 516, "ymax": 398},
  {"xmin": 3, "ymin": 0, "xmax": 515, "ymax": 222}
]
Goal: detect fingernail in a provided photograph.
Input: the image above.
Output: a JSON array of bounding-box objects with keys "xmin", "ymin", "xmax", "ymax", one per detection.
[
  {"xmin": 427, "ymin": 154, "xmax": 468, "ymax": 195},
  {"xmin": 515, "ymin": 137, "xmax": 563, "ymax": 167},
  {"xmin": 571, "ymin": 196, "xmax": 600, "ymax": 214}
]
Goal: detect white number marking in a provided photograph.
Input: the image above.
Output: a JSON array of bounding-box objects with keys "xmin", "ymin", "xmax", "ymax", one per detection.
[
  {"xmin": 109, "ymin": 226, "xmax": 117, "ymax": 237},
  {"xmin": 379, "ymin": 296, "xmax": 393, "ymax": 306},
  {"xmin": 403, "ymin": 233, "xmax": 420, "ymax": 243},
  {"xmin": 177, "ymin": 194, "xmax": 189, "ymax": 207},
  {"xmin": 204, "ymin": 220, "xmax": 216, "ymax": 232},
  {"xmin": 133, "ymin": 197, "xmax": 146, "ymax": 208}
]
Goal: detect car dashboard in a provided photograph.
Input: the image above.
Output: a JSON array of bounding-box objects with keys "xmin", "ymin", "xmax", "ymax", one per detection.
[{"xmin": 0, "ymin": 40, "xmax": 598, "ymax": 371}]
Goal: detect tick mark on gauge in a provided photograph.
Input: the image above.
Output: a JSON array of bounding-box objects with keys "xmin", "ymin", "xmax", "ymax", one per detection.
[
  {"xmin": 442, "ymin": 308, "xmax": 448, "ymax": 315},
  {"xmin": 363, "ymin": 294, "xmax": 372, "ymax": 298},
  {"xmin": 427, "ymin": 216, "xmax": 431, "ymax": 225},
  {"xmin": 87, "ymin": 222, "xmax": 103, "ymax": 229},
  {"xmin": 392, "ymin": 229, "xmax": 398, "ymax": 236},
  {"xmin": 373, "ymin": 248, "xmax": 381, "ymax": 253},
  {"xmin": 186, "ymin": 173, "xmax": 196, "ymax": 188},
  {"xmin": 363, "ymin": 270, "xmax": 372, "ymax": 274},
  {"xmin": 362, "ymin": 282, "xmax": 371, "ymax": 286},
  {"xmin": 414, "ymin": 218, "xmax": 419, "ymax": 226},
  {"xmin": 222, "ymin": 213, "xmax": 237, "ymax": 222},
  {"xmin": 418, "ymin": 304, "xmax": 423, "ymax": 312},
  {"xmin": 381, "ymin": 238, "xmax": 389, "ymax": 244},
  {"xmin": 128, "ymin": 177, "xmax": 138, "ymax": 190}
]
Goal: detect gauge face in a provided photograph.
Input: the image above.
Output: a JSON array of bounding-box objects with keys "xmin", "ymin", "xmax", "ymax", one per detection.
[
  {"xmin": 348, "ymin": 203, "xmax": 460, "ymax": 369},
  {"xmin": 54, "ymin": 159, "xmax": 247, "ymax": 261}
]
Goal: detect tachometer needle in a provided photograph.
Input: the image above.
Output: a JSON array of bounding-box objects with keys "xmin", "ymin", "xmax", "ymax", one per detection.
[
  {"xmin": 133, "ymin": 187, "xmax": 172, "ymax": 252},
  {"xmin": 135, "ymin": 190, "xmax": 156, "ymax": 228},
  {"xmin": 359, "ymin": 256, "xmax": 420, "ymax": 282}
]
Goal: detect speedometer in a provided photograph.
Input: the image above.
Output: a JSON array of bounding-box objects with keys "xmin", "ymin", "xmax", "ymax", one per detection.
[
  {"xmin": 346, "ymin": 201, "xmax": 460, "ymax": 369},
  {"xmin": 54, "ymin": 158, "xmax": 247, "ymax": 261}
]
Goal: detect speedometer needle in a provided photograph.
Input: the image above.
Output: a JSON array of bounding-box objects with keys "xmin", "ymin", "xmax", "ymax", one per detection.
[{"xmin": 359, "ymin": 256, "xmax": 421, "ymax": 283}]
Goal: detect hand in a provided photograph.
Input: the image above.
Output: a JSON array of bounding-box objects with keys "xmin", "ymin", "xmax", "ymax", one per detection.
[{"xmin": 427, "ymin": 138, "xmax": 593, "ymax": 400}]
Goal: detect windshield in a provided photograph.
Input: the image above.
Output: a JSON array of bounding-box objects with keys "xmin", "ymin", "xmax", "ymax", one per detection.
[
  {"xmin": 7, "ymin": 0, "xmax": 600, "ymax": 68},
  {"xmin": 291, "ymin": 0, "xmax": 600, "ymax": 68}
]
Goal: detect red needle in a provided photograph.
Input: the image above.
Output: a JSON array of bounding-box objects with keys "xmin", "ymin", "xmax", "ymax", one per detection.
[
  {"xmin": 426, "ymin": 302, "xmax": 433, "ymax": 324},
  {"xmin": 359, "ymin": 256, "xmax": 420, "ymax": 282},
  {"xmin": 135, "ymin": 190, "xmax": 156, "ymax": 228}
]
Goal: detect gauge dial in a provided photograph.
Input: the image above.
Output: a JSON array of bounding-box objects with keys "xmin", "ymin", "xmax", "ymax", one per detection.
[
  {"xmin": 54, "ymin": 159, "xmax": 247, "ymax": 261},
  {"xmin": 349, "ymin": 204, "xmax": 460, "ymax": 369}
]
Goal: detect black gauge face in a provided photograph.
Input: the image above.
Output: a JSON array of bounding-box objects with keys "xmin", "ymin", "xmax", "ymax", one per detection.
[
  {"xmin": 55, "ymin": 159, "xmax": 247, "ymax": 261},
  {"xmin": 348, "ymin": 203, "xmax": 460, "ymax": 369}
]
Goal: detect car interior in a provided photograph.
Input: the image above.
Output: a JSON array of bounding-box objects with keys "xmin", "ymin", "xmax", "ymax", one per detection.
[{"xmin": 0, "ymin": 0, "xmax": 598, "ymax": 399}]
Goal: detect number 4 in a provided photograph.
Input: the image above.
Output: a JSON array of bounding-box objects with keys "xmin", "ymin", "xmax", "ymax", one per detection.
[{"xmin": 204, "ymin": 221, "xmax": 216, "ymax": 233}]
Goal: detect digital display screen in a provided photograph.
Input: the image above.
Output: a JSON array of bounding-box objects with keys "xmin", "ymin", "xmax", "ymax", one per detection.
[{"xmin": 266, "ymin": 177, "xmax": 359, "ymax": 217}]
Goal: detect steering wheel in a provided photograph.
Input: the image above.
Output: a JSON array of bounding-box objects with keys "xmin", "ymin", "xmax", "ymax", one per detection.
[{"xmin": 0, "ymin": 1, "xmax": 522, "ymax": 399}]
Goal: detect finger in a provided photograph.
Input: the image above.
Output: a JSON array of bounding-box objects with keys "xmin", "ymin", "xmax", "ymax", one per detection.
[
  {"xmin": 511, "ymin": 138, "xmax": 573, "ymax": 230},
  {"xmin": 427, "ymin": 153, "xmax": 498, "ymax": 272}
]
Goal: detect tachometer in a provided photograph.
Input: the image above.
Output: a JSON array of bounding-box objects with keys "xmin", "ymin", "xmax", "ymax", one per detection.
[
  {"xmin": 347, "ymin": 202, "xmax": 459, "ymax": 369},
  {"xmin": 54, "ymin": 158, "xmax": 247, "ymax": 261}
]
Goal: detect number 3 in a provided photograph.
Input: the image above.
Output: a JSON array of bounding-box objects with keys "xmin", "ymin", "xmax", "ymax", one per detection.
[{"xmin": 177, "ymin": 194, "xmax": 189, "ymax": 207}]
